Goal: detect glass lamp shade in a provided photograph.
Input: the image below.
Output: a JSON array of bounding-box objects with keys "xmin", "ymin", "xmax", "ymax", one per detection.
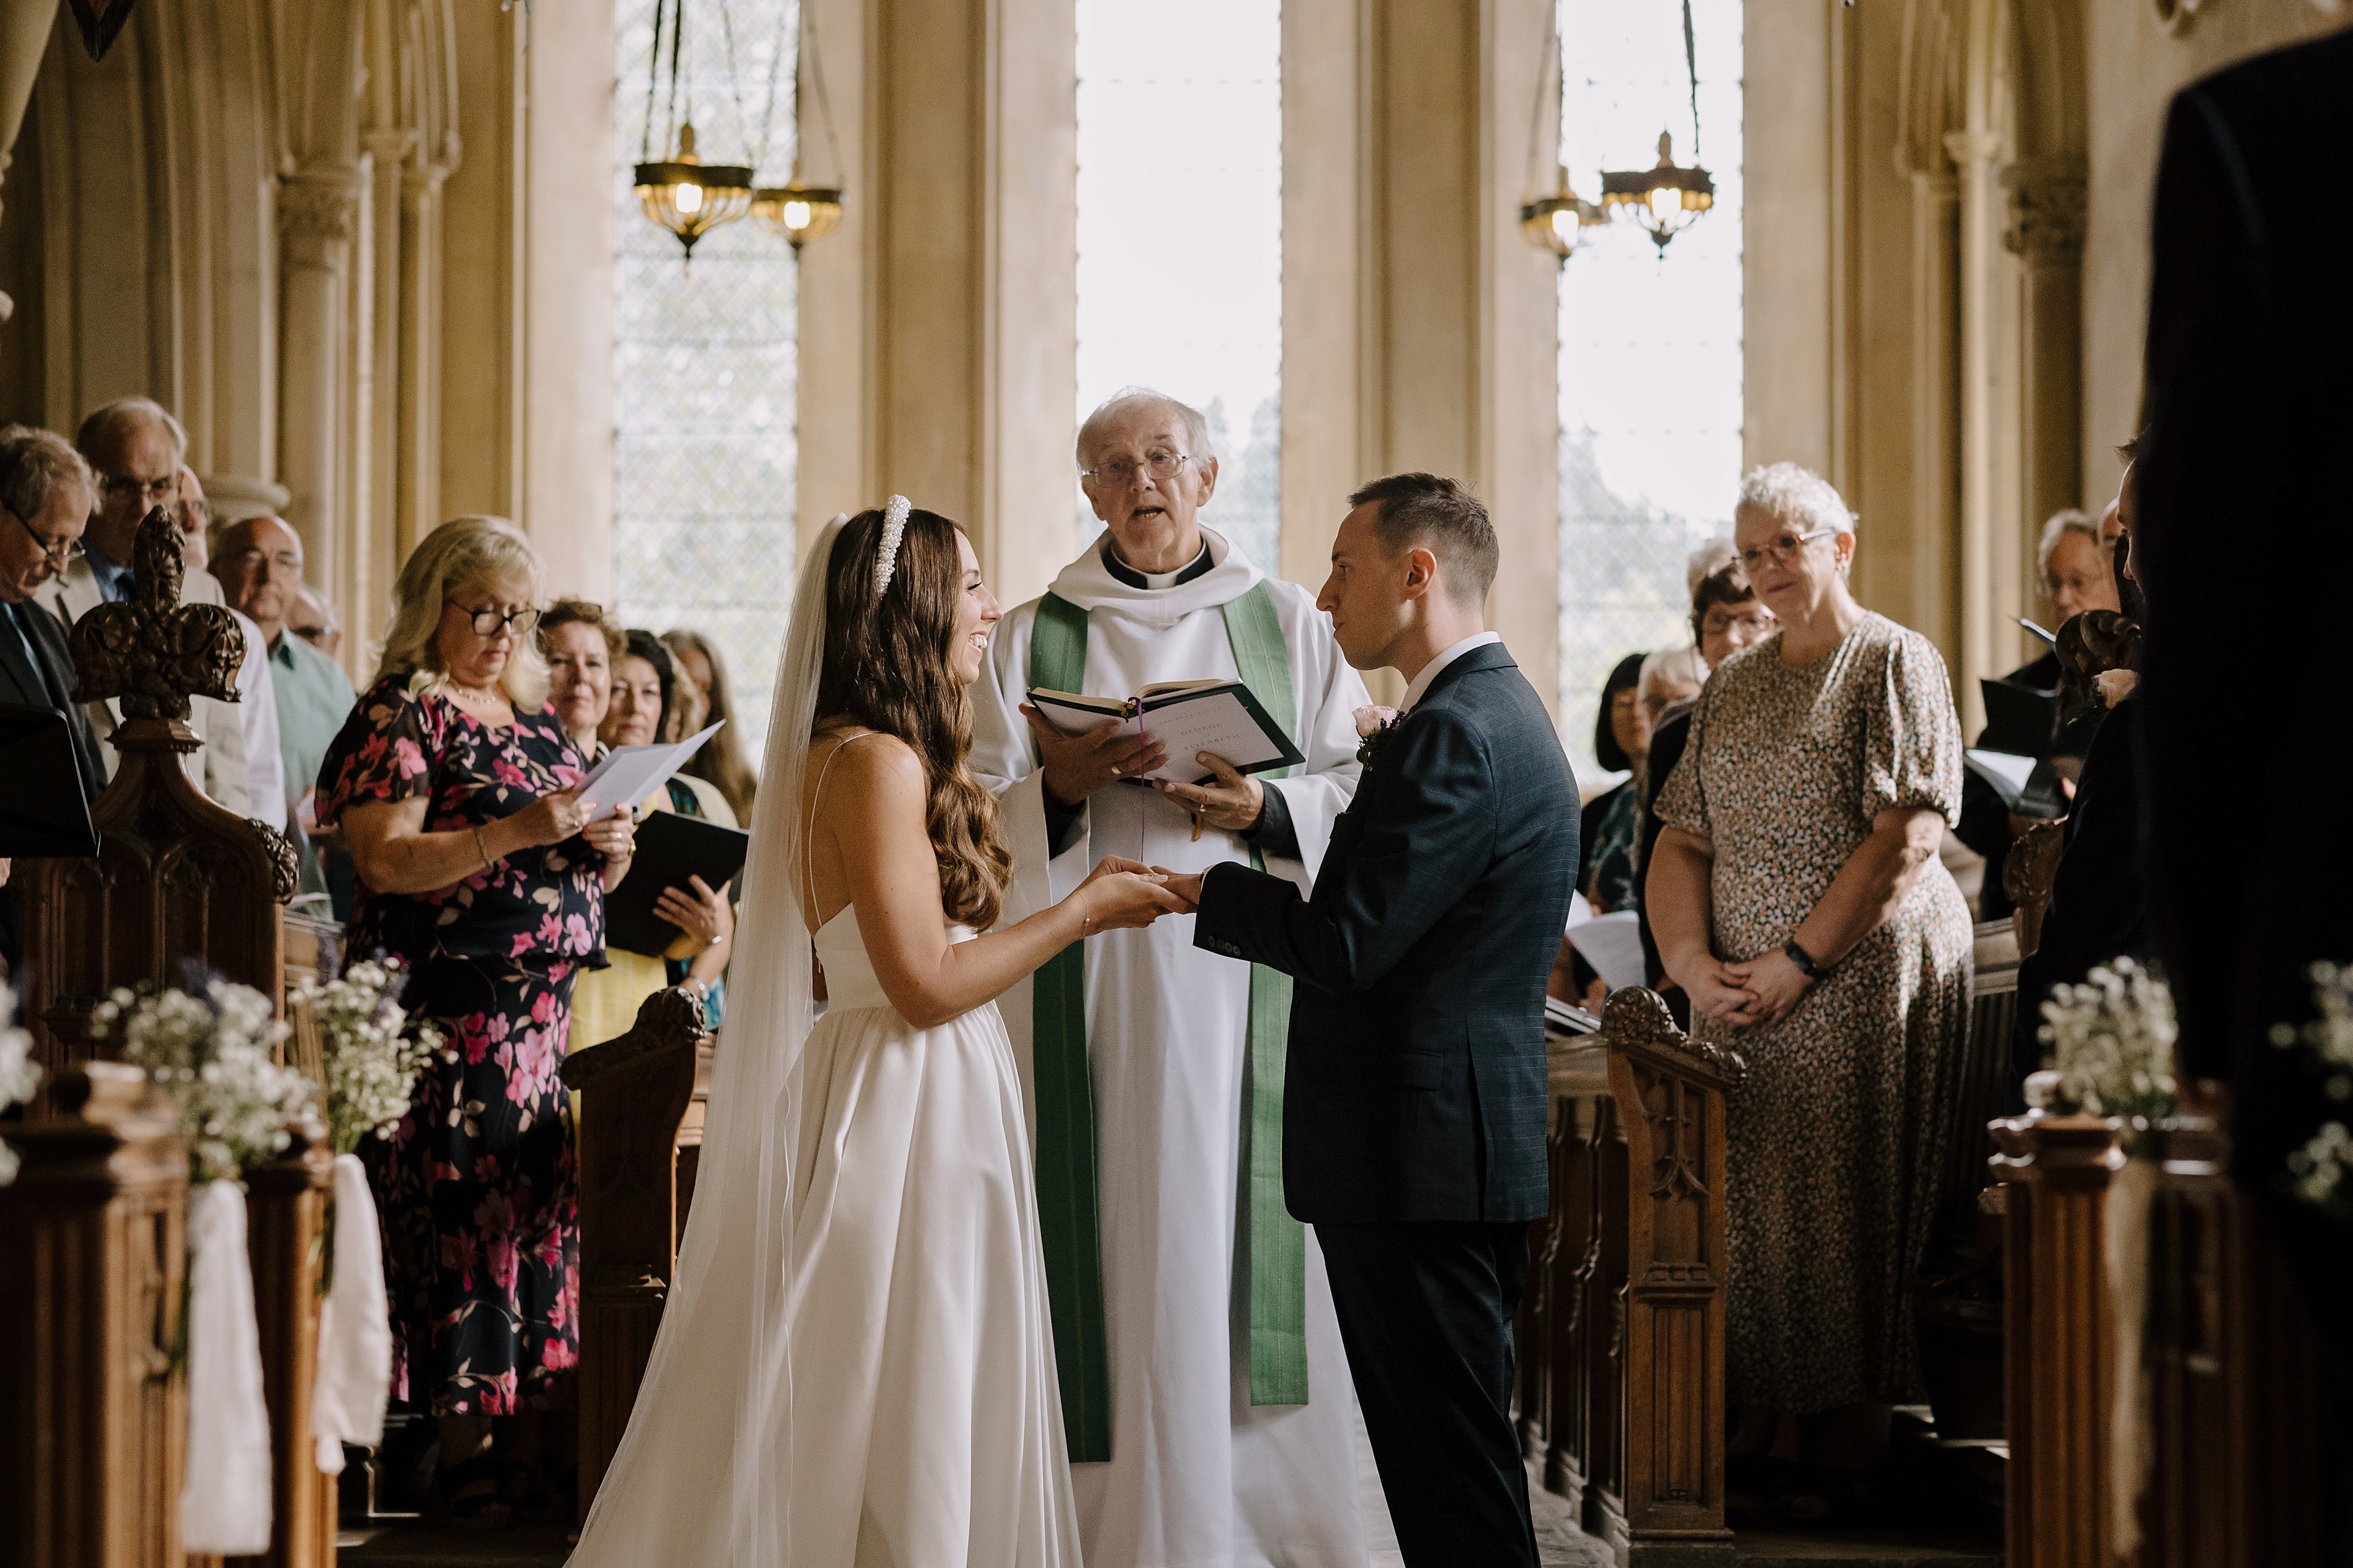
[
  {"xmin": 1519, "ymin": 165, "xmax": 1601, "ymax": 261},
  {"xmin": 751, "ymin": 181, "xmax": 846, "ymax": 250},
  {"xmin": 1600, "ymin": 131, "xmax": 1716, "ymax": 251},
  {"xmin": 633, "ymin": 124, "xmax": 755, "ymax": 257}
]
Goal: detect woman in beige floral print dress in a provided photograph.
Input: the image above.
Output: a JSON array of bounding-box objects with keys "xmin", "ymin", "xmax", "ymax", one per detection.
[{"xmin": 1648, "ymin": 464, "xmax": 1972, "ymax": 1491}]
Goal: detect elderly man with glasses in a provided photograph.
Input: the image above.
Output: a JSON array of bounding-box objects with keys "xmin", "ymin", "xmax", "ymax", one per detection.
[
  {"xmin": 970, "ymin": 388, "xmax": 1374, "ymax": 1565},
  {"xmin": 35, "ymin": 396, "xmax": 251, "ymax": 817}
]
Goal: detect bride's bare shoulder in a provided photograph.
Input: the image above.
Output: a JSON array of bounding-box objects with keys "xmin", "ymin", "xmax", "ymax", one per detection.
[{"xmin": 805, "ymin": 726, "xmax": 924, "ymax": 814}]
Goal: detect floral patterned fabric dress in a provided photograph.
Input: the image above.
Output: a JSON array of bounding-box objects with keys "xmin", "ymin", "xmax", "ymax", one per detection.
[
  {"xmin": 1653, "ymin": 614, "xmax": 1973, "ymax": 1413},
  {"xmin": 316, "ymin": 676, "xmax": 607, "ymax": 1415}
]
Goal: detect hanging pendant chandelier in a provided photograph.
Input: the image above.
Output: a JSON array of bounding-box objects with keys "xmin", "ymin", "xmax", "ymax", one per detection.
[
  {"xmin": 635, "ymin": 122, "xmax": 756, "ymax": 257},
  {"xmin": 1601, "ymin": 131, "xmax": 1714, "ymax": 251},
  {"xmin": 1518, "ymin": 3, "xmax": 1601, "ymax": 263},
  {"xmin": 749, "ymin": 0, "xmax": 850, "ymax": 253},
  {"xmin": 1595, "ymin": 0, "xmax": 1716, "ymax": 254}
]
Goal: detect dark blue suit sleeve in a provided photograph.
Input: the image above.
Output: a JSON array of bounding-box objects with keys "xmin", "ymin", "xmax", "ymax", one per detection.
[{"xmin": 1193, "ymin": 708, "xmax": 1490, "ymax": 993}]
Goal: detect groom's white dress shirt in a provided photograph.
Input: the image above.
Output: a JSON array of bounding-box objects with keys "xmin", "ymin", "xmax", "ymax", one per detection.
[{"xmin": 1400, "ymin": 630, "xmax": 1503, "ymax": 712}]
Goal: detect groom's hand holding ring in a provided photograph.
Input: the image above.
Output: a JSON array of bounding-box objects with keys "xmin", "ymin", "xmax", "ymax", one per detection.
[{"xmin": 1023, "ymin": 706, "xmax": 1168, "ymax": 805}]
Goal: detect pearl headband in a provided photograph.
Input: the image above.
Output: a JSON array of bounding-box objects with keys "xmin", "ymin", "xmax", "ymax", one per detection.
[{"xmin": 874, "ymin": 495, "xmax": 912, "ymax": 599}]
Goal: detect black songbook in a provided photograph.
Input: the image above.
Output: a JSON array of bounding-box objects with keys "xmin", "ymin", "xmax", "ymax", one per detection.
[
  {"xmin": 0, "ymin": 704, "xmax": 98, "ymax": 858},
  {"xmin": 604, "ymin": 811, "xmax": 750, "ymax": 958},
  {"xmin": 1978, "ymin": 677, "xmax": 2062, "ymax": 759}
]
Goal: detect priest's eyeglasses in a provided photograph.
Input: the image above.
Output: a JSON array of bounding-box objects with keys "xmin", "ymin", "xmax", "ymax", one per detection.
[
  {"xmin": 452, "ymin": 603, "xmax": 542, "ymax": 638},
  {"xmin": 1738, "ymin": 526, "xmax": 1841, "ymax": 571},
  {"xmin": 1080, "ymin": 451, "xmax": 1195, "ymax": 487},
  {"xmin": 7, "ymin": 504, "xmax": 84, "ymax": 566}
]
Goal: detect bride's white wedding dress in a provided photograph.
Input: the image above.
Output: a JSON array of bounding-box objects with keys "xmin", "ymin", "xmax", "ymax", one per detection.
[
  {"xmin": 567, "ymin": 511, "xmax": 1082, "ymax": 1566},
  {"xmin": 782, "ymin": 905, "xmax": 1081, "ymax": 1563}
]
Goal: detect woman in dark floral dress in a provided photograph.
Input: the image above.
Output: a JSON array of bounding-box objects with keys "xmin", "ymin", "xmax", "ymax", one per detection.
[{"xmin": 317, "ymin": 517, "xmax": 635, "ymax": 1525}]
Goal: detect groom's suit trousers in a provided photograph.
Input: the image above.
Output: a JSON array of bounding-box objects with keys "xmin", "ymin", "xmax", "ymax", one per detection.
[{"xmin": 1318, "ymin": 1220, "xmax": 1538, "ymax": 1568}]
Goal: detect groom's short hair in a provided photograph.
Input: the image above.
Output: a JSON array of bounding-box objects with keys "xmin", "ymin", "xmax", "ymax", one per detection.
[{"xmin": 1349, "ymin": 472, "xmax": 1497, "ymax": 607}]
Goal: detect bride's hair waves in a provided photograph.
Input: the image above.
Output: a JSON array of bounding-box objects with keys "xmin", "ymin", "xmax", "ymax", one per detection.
[{"xmin": 814, "ymin": 505, "xmax": 1013, "ymax": 929}]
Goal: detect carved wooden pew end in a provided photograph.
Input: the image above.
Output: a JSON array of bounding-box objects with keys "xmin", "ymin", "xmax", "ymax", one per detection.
[
  {"xmin": 559, "ymin": 988, "xmax": 715, "ymax": 1526},
  {"xmin": 1531, "ymin": 988, "xmax": 1741, "ymax": 1564}
]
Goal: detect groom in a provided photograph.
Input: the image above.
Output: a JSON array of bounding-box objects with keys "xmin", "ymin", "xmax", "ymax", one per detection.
[{"xmin": 1164, "ymin": 472, "xmax": 1578, "ymax": 1565}]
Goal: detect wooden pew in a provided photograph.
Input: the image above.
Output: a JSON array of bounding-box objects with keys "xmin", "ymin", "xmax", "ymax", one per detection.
[
  {"xmin": 1988, "ymin": 1109, "xmax": 2121, "ymax": 1568},
  {"xmin": 22, "ymin": 509, "xmax": 298, "ymax": 1078},
  {"xmin": 0, "ymin": 1063, "xmax": 190, "ymax": 1568},
  {"xmin": 559, "ymin": 989, "xmax": 714, "ymax": 1525},
  {"xmin": 231, "ymin": 1132, "xmax": 338, "ymax": 1568},
  {"xmin": 1528, "ymin": 988, "xmax": 1741, "ymax": 1563}
]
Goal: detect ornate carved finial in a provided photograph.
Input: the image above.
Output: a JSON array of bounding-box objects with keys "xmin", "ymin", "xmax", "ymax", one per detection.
[
  {"xmin": 2002, "ymin": 159, "xmax": 2087, "ymax": 267},
  {"xmin": 1601, "ymin": 985, "xmax": 1749, "ymax": 1083},
  {"xmin": 68, "ymin": 508, "xmax": 243, "ymax": 720},
  {"xmin": 633, "ymin": 986, "xmax": 713, "ymax": 1048},
  {"xmin": 243, "ymin": 820, "xmax": 301, "ymax": 903}
]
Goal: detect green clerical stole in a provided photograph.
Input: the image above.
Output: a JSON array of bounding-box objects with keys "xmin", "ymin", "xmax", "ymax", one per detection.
[{"xmin": 1025, "ymin": 583, "xmax": 1308, "ymax": 1463}]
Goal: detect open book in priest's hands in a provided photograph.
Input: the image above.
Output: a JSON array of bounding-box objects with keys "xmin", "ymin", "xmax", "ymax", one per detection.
[{"xmin": 1025, "ymin": 680, "xmax": 1306, "ymax": 784}]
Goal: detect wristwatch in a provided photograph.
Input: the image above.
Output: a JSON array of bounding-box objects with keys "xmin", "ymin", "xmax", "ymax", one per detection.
[{"xmin": 1782, "ymin": 938, "xmax": 1824, "ymax": 979}]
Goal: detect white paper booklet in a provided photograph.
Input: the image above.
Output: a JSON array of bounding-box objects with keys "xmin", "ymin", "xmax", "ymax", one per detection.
[
  {"xmin": 1566, "ymin": 909, "xmax": 1647, "ymax": 993},
  {"xmin": 573, "ymin": 721, "xmax": 725, "ymax": 815}
]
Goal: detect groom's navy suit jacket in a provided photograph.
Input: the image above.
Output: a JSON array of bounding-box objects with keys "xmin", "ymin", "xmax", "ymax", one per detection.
[{"xmin": 1194, "ymin": 643, "xmax": 1578, "ymax": 1225}]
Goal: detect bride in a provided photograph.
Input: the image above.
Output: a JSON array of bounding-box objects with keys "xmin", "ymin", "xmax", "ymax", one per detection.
[{"xmin": 569, "ymin": 499, "xmax": 1188, "ymax": 1565}]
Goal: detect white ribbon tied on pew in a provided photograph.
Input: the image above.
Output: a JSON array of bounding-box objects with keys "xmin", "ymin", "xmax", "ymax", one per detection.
[
  {"xmin": 181, "ymin": 1178, "xmax": 274, "ymax": 1555},
  {"xmin": 311, "ymin": 1152, "xmax": 393, "ymax": 1473}
]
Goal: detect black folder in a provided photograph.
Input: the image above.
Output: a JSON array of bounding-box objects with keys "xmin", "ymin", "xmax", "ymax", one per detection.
[
  {"xmin": 0, "ymin": 704, "xmax": 98, "ymax": 858},
  {"xmin": 604, "ymin": 811, "xmax": 751, "ymax": 958},
  {"xmin": 1978, "ymin": 677, "xmax": 2062, "ymax": 759}
]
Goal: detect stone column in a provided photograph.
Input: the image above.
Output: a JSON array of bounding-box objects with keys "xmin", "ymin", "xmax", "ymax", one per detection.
[
  {"xmin": 1283, "ymin": 0, "xmax": 1560, "ymax": 714},
  {"xmin": 1946, "ymin": 126, "xmax": 2004, "ymax": 729},
  {"xmin": 0, "ymin": 0, "xmax": 60, "ymax": 325},
  {"xmin": 797, "ymin": 0, "xmax": 1078, "ymax": 608},
  {"xmin": 2003, "ymin": 155, "xmax": 2085, "ymax": 530},
  {"xmin": 278, "ymin": 165, "xmax": 367, "ymax": 640}
]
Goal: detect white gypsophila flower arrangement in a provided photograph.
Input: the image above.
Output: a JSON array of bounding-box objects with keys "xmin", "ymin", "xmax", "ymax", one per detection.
[
  {"xmin": 0, "ymin": 987, "xmax": 40, "ymax": 1186},
  {"xmin": 2038, "ymin": 956, "xmax": 2180, "ymax": 1132},
  {"xmin": 292, "ymin": 957, "xmax": 448, "ymax": 1156},
  {"xmin": 2271, "ymin": 960, "xmax": 2353, "ymax": 1214},
  {"xmin": 94, "ymin": 979, "xmax": 319, "ymax": 1184}
]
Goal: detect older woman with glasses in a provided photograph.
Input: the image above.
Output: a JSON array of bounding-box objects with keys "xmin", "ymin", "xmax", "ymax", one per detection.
[
  {"xmin": 315, "ymin": 516, "xmax": 635, "ymax": 1526},
  {"xmin": 1645, "ymin": 463, "xmax": 1971, "ymax": 1515}
]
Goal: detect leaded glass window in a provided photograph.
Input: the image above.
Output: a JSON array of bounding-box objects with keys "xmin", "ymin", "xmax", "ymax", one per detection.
[
  {"xmin": 1076, "ymin": 0, "xmax": 1281, "ymax": 573},
  {"xmin": 612, "ymin": 0, "xmax": 799, "ymax": 753},
  {"xmin": 1556, "ymin": 0, "xmax": 1744, "ymax": 779}
]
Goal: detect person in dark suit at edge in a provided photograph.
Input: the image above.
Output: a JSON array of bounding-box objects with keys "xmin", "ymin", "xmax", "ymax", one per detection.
[
  {"xmin": 2134, "ymin": 23, "xmax": 2353, "ymax": 1506},
  {"xmin": 1160, "ymin": 472, "xmax": 1579, "ymax": 1567},
  {"xmin": 0, "ymin": 425, "xmax": 106, "ymax": 975}
]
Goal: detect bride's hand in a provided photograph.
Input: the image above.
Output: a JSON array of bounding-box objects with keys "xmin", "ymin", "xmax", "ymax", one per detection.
[{"xmin": 1072, "ymin": 858, "xmax": 1190, "ymax": 932}]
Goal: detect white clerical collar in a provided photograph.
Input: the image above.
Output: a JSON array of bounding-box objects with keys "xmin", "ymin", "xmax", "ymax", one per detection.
[{"xmin": 1402, "ymin": 631, "xmax": 1503, "ymax": 710}]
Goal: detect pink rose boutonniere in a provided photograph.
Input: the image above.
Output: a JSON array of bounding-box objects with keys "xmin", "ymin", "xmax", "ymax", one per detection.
[{"xmin": 1354, "ymin": 705, "xmax": 1402, "ymax": 768}]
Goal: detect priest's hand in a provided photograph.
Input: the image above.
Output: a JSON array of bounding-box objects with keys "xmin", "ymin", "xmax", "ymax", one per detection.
[
  {"xmin": 1023, "ymin": 706, "xmax": 1169, "ymax": 805},
  {"xmin": 1153, "ymin": 751, "xmax": 1263, "ymax": 833}
]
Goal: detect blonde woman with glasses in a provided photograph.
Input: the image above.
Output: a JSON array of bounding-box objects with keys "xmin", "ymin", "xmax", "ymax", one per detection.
[
  {"xmin": 314, "ymin": 515, "xmax": 635, "ymax": 1528},
  {"xmin": 1646, "ymin": 463, "xmax": 1972, "ymax": 1522}
]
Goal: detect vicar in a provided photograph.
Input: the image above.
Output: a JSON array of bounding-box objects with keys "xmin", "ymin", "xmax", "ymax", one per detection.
[{"xmin": 971, "ymin": 388, "xmax": 1373, "ymax": 1567}]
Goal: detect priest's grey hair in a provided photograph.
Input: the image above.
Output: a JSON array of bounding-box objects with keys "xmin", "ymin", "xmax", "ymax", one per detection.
[
  {"xmin": 1075, "ymin": 386, "xmax": 1215, "ymax": 470},
  {"xmin": 1736, "ymin": 462, "xmax": 1856, "ymax": 537}
]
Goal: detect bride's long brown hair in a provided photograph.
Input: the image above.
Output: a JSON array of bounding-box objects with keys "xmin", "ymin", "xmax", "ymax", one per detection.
[{"xmin": 813, "ymin": 506, "xmax": 1014, "ymax": 929}]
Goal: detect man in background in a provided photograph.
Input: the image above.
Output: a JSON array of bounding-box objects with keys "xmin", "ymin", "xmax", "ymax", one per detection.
[
  {"xmin": 288, "ymin": 582, "xmax": 342, "ymax": 659},
  {"xmin": 175, "ymin": 470, "xmax": 284, "ymax": 831},
  {"xmin": 213, "ymin": 513, "xmax": 350, "ymax": 829},
  {"xmin": 38, "ymin": 397, "xmax": 251, "ymax": 817},
  {"xmin": 0, "ymin": 425, "xmax": 103, "ymax": 972}
]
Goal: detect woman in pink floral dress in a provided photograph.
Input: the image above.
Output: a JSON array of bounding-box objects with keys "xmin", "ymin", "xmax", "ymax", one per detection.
[{"xmin": 316, "ymin": 518, "xmax": 635, "ymax": 1526}]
